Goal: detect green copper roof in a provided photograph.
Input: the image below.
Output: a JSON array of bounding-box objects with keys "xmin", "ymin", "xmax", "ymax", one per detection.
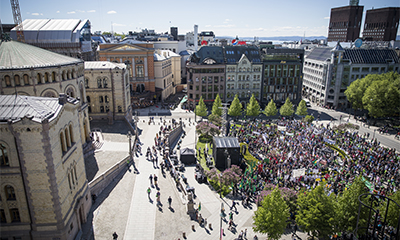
[{"xmin": 0, "ymin": 40, "xmax": 82, "ymax": 70}]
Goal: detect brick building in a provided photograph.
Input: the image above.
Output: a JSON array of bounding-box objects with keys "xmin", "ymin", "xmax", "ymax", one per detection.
[
  {"xmin": 327, "ymin": 0, "xmax": 364, "ymax": 42},
  {"xmin": 362, "ymin": 7, "xmax": 400, "ymax": 41}
]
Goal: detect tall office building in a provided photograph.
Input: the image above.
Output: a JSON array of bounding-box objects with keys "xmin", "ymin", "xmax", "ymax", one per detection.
[
  {"xmin": 362, "ymin": 7, "xmax": 400, "ymax": 41},
  {"xmin": 327, "ymin": 0, "xmax": 364, "ymax": 42},
  {"xmin": 170, "ymin": 27, "xmax": 178, "ymax": 41}
]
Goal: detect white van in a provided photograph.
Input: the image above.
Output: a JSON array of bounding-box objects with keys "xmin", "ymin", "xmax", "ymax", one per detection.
[{"xmin": 303, "ymin": 99, "xmax": 311, "ymax": 107}]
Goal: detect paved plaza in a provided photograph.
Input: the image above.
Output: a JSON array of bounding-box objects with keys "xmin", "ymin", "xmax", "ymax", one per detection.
[{"xmin": 80, "ymin": 101, "xmax": 399, "ymax": 240}]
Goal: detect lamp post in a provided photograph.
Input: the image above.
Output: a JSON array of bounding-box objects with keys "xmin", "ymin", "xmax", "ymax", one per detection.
[{"xmin": 127, "ymin": 131, "xmax": 132, "ymax": 164}]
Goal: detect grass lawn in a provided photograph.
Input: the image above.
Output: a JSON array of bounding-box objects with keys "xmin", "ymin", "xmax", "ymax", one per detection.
[{"xmin": 195, "ymin": 140, "xmax": 214, "ymax": 172}]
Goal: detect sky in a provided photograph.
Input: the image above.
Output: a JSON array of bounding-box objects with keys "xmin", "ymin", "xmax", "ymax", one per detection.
[{"xmin": 1, "ymin": 0, "xmax": 399, "ymax": 38}]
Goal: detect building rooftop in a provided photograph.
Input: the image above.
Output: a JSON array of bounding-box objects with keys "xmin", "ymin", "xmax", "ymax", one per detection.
[
  {"xmin": 84, "ymin": 61, "xmax": 126, "ymax": 70},
  {"xmin": 224, "ymin": 45, "xmax": 261, "ymax": 63},
  {"xmin": 213, "ymin": 137, "xmax": 240, "ymax": 149},
  {"xmin": 0, "ymin": 40, "xmax": 82, "ymax": 70},
  {"xmin": 0, "ymin": 95, "xmax": 63, "ymax": 123},
  {"xmin": 306, "ymin": 47, "xmax": 332, "ymax": 61}
]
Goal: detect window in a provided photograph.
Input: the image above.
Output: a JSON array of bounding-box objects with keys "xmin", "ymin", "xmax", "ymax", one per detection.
[
  {"xmin": 60, "ymin": 132, "xmax": 66, "ymax": 152},
  {"xmin": 86, "ymin": 96, "xmax": 91, "ymax": 103},
  {"xmin": 44, "ymin": 73, "xmax": 49, "ymax": 83},
  {"xmin": 5, "ymin": 185, "xmax": 16, "ymax": 200},
  {"xmin": 118, "ymin": 106, "xmax": 122, "ymax": 113},
  {"xmin": 100, "ymin": 106, "xmax": 104, "ymax": 113},
  {"xmin": 106, "ymin": 106, "xmax": 110, "ymax": 112},
  {"xmin": 136, "ymin": 65, "xmax": 144, "ymax": 77},
  {"xmin": 208, "ymin": 93, "xmax": 212, "ymax": 99},
  {"xmin": 4, "ymin": 75, "xmax": 11, "ymax": 87},
  {"xmin": 105, "ymin": 95, "xmax": 110, "ymax": 103},
  {"xmin": 52, "ymin": 72, "xmax": 56, "ymax": 82},
  {"xmin": 202, "ymin": 86, "xmax": 206, "ymax": 92},
  {"xmin": 65, "ymin": 129, "xmax": 71, "ymax": 148},
  {"xmin": 69, "ymin": 125, "xmax": 74, "ymax": 144},
  {"xmin": 0, "ymin": 143, "xmax": 9, "ymax": 167},
  {"xmin": 10, "ymin": 208, "xmax": 20, "ymax": 222},
  {"xmin": 214, "ymin": 85, "xmax": 219, "ymax": 91},
  {"xmin": 103, "ymin": 78, "xmax": 108, "ymax": 88},
  {"xmin": 214, "ymin": 76, "xmax": 219, "ymax": 83},
  {"xmin": 0, "ymin": 209, "xmax": 6, "ymax": 223},
  {"xmin": 99, "ymin": 96, "xmax": 103, "ymax": 103},
  {"xmin": 23, "ymin": 74, "xmax": 29, "ymax": 85},
  {"xmin": 37, "ymin": 73, "xmax": 42, "ymax": 84},
  {"xmin": 85, "ymin": 78, "xmax": 89, "ymax": 88},
  {"xmin": 14, "ymin": 75, "xmax": 21, "ymax": 86},
  {"xmin": 97, "ymin": 78, "xmax": 102, "ymax": 88},
  {"xmin": 195, "ymin": 94, "xmax": 199, "ymax": 100}
]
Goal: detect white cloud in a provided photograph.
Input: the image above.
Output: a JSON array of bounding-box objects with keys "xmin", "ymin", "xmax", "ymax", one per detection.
[
  {"xmin": 77, "ymin": 10, "xmax": 85, "ymax": 13},
  {"xmin": 67, "ymin": 11, "xmax": 76, "ymax": 14},
  {"xmin": 214, "ymin": 24, "xmax": 235, "ymax": 28},
  {"xmin": 107, "ymin": 10, "xmax": 117, "ymax": 14},
  {"xmin": 112, "ymin": 23, "xmax": 126, "ymax": 27},
  {"xmin": 223, "ymin": 19, "xmax": 232, "ymax": 24},
  {"xmin": 87, "ymin": 10, "xmax": 96, "ymax": 13},
  {"xmin": 324, "ymin": 17, "xmax": 330, "ymax": 19},
  {"xmin": 32, "ymin": 13, "xmax": 40, "ymax": 16},
  {"xmin": 56, "ymin": 11, "xmax": 60, "ymax": 13}
]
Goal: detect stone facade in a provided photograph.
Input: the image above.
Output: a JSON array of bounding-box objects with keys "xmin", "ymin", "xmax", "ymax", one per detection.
[
  {"xmin": 98, "ymin": 42, "xmax": 157, "ymax": 105},
  {"xmin": 84, "ymin": 61, "xmax": 132, "ymax": 121},
  {"xmin": 0, "ymin": 95, "xmax": 92, "ymax": 240}
]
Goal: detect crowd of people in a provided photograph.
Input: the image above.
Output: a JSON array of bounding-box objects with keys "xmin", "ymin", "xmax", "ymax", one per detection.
[{"xmin": 228, "ymin": 119, "xmax": 399, "ymax": 201}]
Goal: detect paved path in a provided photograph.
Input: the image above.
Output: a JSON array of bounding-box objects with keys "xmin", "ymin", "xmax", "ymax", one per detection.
[{"xmin": 124, "ymin": 121, "xmax": 157, "ymax": 240}]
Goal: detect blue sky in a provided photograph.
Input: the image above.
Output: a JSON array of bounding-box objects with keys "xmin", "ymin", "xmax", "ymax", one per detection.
[{"xmin": 1, "ymin": 0, "xmax": 399, "ymax": 38}]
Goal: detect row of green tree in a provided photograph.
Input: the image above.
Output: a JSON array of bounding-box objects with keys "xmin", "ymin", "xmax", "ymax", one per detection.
[
  {"xmin": 345, "ymin": 72, "xmax": 400, "ymax": 118},
  {"xmin": 253, "ymin": 177, "xmax": 400, "ymax": 240},
  {"xmin": 194, "ymin": 94, "xmax": 310, "ymax": 121}
]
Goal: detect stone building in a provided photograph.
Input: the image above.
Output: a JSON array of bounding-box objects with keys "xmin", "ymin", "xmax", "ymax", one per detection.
[
  {"xmin": 153, "ymin": 50, "xmax": 175, "ymax": 101},
  {"xmin": 261, "ymin": 48, "xmax": 304, "ymax": 107},
  {"xmin": 0, "ymin": 40, "xmax": 91, "ymax": 144},
  {"xmin": 97, "ymin": 41, "xmax": 157, "ymax": 107},
  {"xmin": 362, "ymin": 7, "xmax": 400, "ymax": 42},
  {"xmin": 224, "ymin": 45, "xmax": 262, "ymax": 106},
  {"xmin": 84, "ymin": 61, "xmax": 131, "ymax": 121},
  {"xmin": 302, "ymin": 42, "xmax": 400, "ymax": 108},
  {"xmin": 0, "ymin": 94, "xmax": 92, "ymax": 240},
  {"xmin": 186, "ymin": 46, "xmax": 225, "ymax": 109}
]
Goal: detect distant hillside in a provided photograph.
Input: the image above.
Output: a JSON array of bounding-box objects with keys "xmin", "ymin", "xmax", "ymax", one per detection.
[{"xmin": 216, "ymin": 36, "xmax": 327, "ymax": 42}]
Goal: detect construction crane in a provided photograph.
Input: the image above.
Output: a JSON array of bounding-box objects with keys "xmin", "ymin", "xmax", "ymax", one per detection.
[{"xmin": 10, "ymin": 0, "xmax": 25, "ymax": 42}]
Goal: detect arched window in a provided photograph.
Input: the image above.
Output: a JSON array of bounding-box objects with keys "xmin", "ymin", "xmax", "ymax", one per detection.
[
  {"xmin": 86, "ymin": 96, "xmax": 91, "ymax": 103},
  {"xmin": 103, "ymin": 78, "xmax": 108, "ymax": 88},
  {"xmin": 67, "ymin": 71, "xmax": 71, "ymax": 80},
  {"xmin": 88, "ymin": 106, "xmax": 92, "ymax": 113},
  {"xmin": 65, "ymin": 128, "xmax": 71, "ymax": 148},
  {"xmin": 44, "ymin": 73, "xmax": 49, "ymax": 83},
  {"xmin": 69, "ymin": 124, "xmax": 74, "ymax": 143},
  {"xmin": 14, "ymin": 75, "xmax": 21, "ymax": 86},
  {"xmin": 23, "ymin": 74, "xmax": 29, "ymax": 85},
  {"xmin": 100, "ymin": 106, "xmax": 104, "ymax": 113},
  {"xmin": 4, "ymin": 75, "xmax": 11, "ymax": 87},
  {"xmin": 52, "ymin": 72, "xmax": 56, "ymax": 82},
  {"xmin": 5, "ymin": 185, "xmax": 16, "ymax": 200},
  {"xmin": 37, "ymin": 73, "xmax": 42, "ymax": 84},
  {"xmin": 85, "ymin": 78, "xmax": 89, "ymax": 88},
  {"xmin": 60, "ymin": 132, "xmax": 67, "ymax": 153},
  {"xmin": 73, "ymin": 165, "xmax": 77, "ymax": 181},
  {"xmin": 62, "ymin": 71, "xmax": 66, "ymax": 81},
  {"xmin": 97, "ymin": 78, "xmax": 102, "ymax": 88},
  {"xmin": 105, "ymin": 95, "xmax": 110, "ymax": 103},
  {"xmin": 68, "ymin": 172, "xmax": 72, "ymax": 189},
  {"xmin": 66, "ymin": 87, "xmax": 75, "ymax": 98},
  {"xmin": 118, "ymin": 106, "xmax": 122, "ymax": 113},
  {"xmin": 1, "ymin": 143, "xmax": 9, "ymax": 167},
  {"xmin": 99, "ymin": 96, "xmax": 103, "ymax": 103}
]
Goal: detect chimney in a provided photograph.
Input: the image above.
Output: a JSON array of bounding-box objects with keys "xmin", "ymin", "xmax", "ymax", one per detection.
[{"xmin": 59, "ymin": 93, "xmax": 67, "ymax": 105}]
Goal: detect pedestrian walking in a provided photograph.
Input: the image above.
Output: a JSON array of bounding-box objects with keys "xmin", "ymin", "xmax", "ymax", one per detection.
[
  {"xmin": 154, "ymin": 174, "xmax": 158, "ymax": 186},
  {"xmin": 230, "ymin": 200, "xmax": 237, "ymax": 212},
  {"xmin": 168, "ymin": 196, "xmax": 172, "ymax": 208},
  {"xmin": 229, "ymin": 211, "xmax": 233, "ymax": 221},
  {"xmin": 149, "ymin": 174, "xmax": 153, "ymax": 185},
  {"xmin": 147, "ymin": 187, "xmax": 151, "ymax": 199},
  {"xmin": 244, "ymin": 228, "xmax": 247, "ymax": 239},
  {"xmin": 156, "ymin": 191, "xmax": 161, "ymax": 205},
  {"xmin": 112, "ymin": 232, "xmax": 118, "ymax": 239}
]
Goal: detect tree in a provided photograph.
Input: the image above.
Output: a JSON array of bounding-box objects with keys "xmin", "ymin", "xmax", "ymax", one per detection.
[
  {"xmin": 362, "ymin": 74, "xmax": 400, "ymax": 118},
  {"xmin": 296, "ymin": 100, "xmax": 308, "ymax": 116},
  {"xmin": 263, "ymin": 99, "xmax": 277, "ymax": 117},
  {"xmin": 279, "ymin": 97, "xmax": 294, "ymax": 117},
  {"xmin": 381, "ymin": 191, "xmax": 400, "ymax": 228},
  {"xmin": 337, "ymin": 176, "xmax": 370, "ymax": 234},
  {"xmin": 253, "ymin": 188, "xmax": 290, "ymax": 240},
  {"xmin": 195, "ymin": 96, "xmax": 208, "ymax": 118},
  {"xmin": 228, "ymin": 94, "xmax": 242, "ymax": 118},
  {"xmin": 246, "ymin": 94, "xmax": 260, "ymax": 117},
  {"xmin": 195, "ymin": 121, "xmax": 220, "ymax": 137},
  {"xmin": 296, "ymin": 185, "xmax": 336, "ymax": 239},
  {"xmin": 208, "ymin": 114, "xmax": 223, "ymax": 127},
  {"xmin": 220, "ymin": 165, "xmax": 242, "ymax": 187},
  {"xmin": 211, "ymin": 94, "xmax": 222, "ymax": 116}
]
